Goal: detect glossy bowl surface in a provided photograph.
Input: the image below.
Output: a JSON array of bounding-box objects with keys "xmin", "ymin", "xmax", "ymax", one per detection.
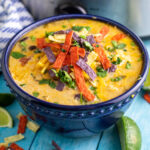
[{"xmin": 2, "ymin": 14, "xmax": 149, "ymax": 137}]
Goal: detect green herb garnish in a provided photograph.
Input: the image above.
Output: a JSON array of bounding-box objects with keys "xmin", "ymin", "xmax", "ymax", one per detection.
[
  {"xmin": 80, "ymin": 93, "xmax": 83, "ymax": 104},
  {"xmin": 117, "ymin": 43, "xmax": 126, "ymax": 49},
  {"xmin": 45, "ymin": 31, "xmax": 55, "ymax": 37},
  {"xmin": 96, "ymin": 66, "xmax": 107, "ymax": 78},
  {"xmin": 126, "ymin": 61, "xmax": 131, "ymax": 69},
  {"xmin": 131, "ymin": 42, "xmax": 135, "ymax": 46},
  {"xmin": 61, "ymin": 49, "xmax": 66, "ymax": 52},
  {"xmin": 96, "ymin": 44, "xmax": 99, "ymax": 48},
  {"xmin": 57, "ymin": 70, "xmax": 76, "ymax": 89},
  {"xmin": 32, "ymin": 92, "xmax": 39, "ymax": 97},
  {"xmin": 62, "ymin": 25, "xmax": 67, "ymax": 28},
  {"xmin": 34, "ymin": 49, "xmax": 41, "ymax": 53},
  {"xmin": 39, "ymin": 79, "xmax": 56, "ymax": 88},
  {"xmin": 111, "ymin": 40, "xmax": 118, "ymax": 48},
  {"xmin": 83, "ymin": 41, "xmax": 93, "ymax": 51},
  {"xmin": 72, "ymin": 26, "xmax": 91, "ymax": 32},
  {"xmin": 20, "ymin": 41, "xmax": 27, "ymax": 51},
  {"xmin": 108, "ymin": 54, "xmax": 115, "ymax": 60},
  {"xmin": 20, "ymin": 84, "xmax": 26, "ymax": 87},
  {"xmin": 11, "ymin": 52, "xmax": 26, "ymax": 59},
  {"xmin": 30, "ymin": 36, "xmax": 36, "ymax": 41},
  {"xmin": 72, "ymin": 41, "xmax": 80, "ymax": 47},
  {"xmin": 79, "ymin": 35, "xmax": 86, "ymax": 39},
  {"xmin": 111, "ymin": 76, "xmax": 125, "ymax": 82},
  {"xmin": 112, "ymin": 57, "xmax": 122, "ymax": 65}
]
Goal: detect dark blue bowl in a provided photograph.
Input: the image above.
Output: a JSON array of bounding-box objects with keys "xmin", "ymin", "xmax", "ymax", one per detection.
[{"xmin": 2, "ymin": 14, "xmax": 149, "ymax": 137}]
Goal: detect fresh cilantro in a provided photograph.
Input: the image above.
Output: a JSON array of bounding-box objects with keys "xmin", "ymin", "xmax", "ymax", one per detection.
[
  {"xmin": 123, "ymin": 49, "xmax": 127, "ymax": 52},
  {"xmin": 126, "ymin": 61, "xmax": 131, "ymax": 69},
  {"xmin": 111, "ymin": 40, "xmax": 118, "ymax": 48},
  {"xmin": 57, "ymin": 70, "xmax": 76, "ymax": 89},
  {"xmin": 20, "ymin": 41, "xmax": 27, "ymax": 51},
  {"xmin": 30, "ymin": 36, "xmax": 36, "ymax": 41},
  {"xmin": 34, "ymin": 49, "xmax": 41, "ymax": 53},
  {"xmin": 32, "ymin": 92, "xmax": 39, "ymax": 97},
  {"xmin": 96, "ymin": 66, "xmax": 107, "ymax": 78},
  {"xmin": 20, "ymin": 84, "xmax": 26, "ymax": 87},
  {"xmin": 62, "ymin": 25, "xmax": 67, "ymax": 28},
  {"xmin": 83, "ymin": 41, "xmax": 93, "ymax": 51},
  {"xmin": 11, "ymin": 52, "xmax": 26, "ymax": 59},
  {"xmin": 112, "ymin": 57, "xmax": 122, "ymax": 65},
  {"xmin": 131, "ymin": 42, "xmax": 136, "ymax": 46},
  {"xmin": 72, "ymin": 41, "xmax": 80, "ymax": 47},
  {"xmin": 117, "ymin": 43, "xmax": 126, "ymax": 49},
  {"xmin": 111, "ymin": 76, "xmax": 125, "ymax": 82},
  {"xmin": 61, "ymin": 49, "xmax": 66, "ymax": 52},
  {"xmin": 79, "ymin": 35, "xmax": 86, "ymax": 39},
  {"xmin": 49, "ymin": 80, "xmax": 56, "ymax": 88},
  {"xmin": 72, "ymin": 26, "xmax": 91, "ymax": 32},
  {"xmin": 39, "ymin": 79, "xmax": 56, "ymax": 88},
  {"xmin": 45, "ymin": 31, "xmax": 55, "ymax": 37},
  {"xmin": 107, "ymin": 47, "xmax": 115, "ymax": 52},
  {"xmin": 108, "ymin": 54, "xmax": 115, "ymax": 60},
  {"xmin": 96, "ymin": 44, "xmax": 99, "ymax": 48}
]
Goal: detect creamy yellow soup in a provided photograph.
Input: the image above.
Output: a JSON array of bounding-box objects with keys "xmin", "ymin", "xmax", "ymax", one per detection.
[{"xmin": 9, "ymin": 19, "xmax": 143, "ymax": 105}]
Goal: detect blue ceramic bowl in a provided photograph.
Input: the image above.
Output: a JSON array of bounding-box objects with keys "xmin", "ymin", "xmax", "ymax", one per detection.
[{"xmin": 2, "ymin": 14, "xmax": 149, "ymax": 137}]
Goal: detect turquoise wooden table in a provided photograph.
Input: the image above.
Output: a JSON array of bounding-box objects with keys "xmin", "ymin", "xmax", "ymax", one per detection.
[{"xmin": 0, "ymin": 39, "xmax": 150, "ymax": 150}]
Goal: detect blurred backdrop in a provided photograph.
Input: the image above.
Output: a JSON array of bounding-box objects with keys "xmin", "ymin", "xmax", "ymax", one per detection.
[{"xmin": 22, "ymin": 0, "xmax": 150, "ymax": 37}]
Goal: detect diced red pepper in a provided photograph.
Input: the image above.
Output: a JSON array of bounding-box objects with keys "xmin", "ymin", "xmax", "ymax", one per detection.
[
  {"xmin": 95, "ymin": 46, "xmax": 111, "ymax": 70},
  {"xmin": 17, "ymin": 115, "xmax": 27, "ymax": 134},
  {"xmin": 143, "ymin": 93, "xmax": 150, "ymax": 103},
  {"xmin": 74, "ymin": 65, "xmax": 95, "ymax": 101},
  {"xmin": 70, "ymin": 47, "xmax": 79, "ymax": 65},
  {"xmin": 0, "ymin": 146, "xmax": 6, "ymax": 150},
  {"xmin": 10, "ymin": 143, "xmax": 24, "ymax": 150},
  {"xmin": 78, "ymin": 48, "xmax": 85, "ymax": 57},
  {"xmin": 112, "ymin": 33, "xmax": 126, "ymax": 41},
  {"xmin": 52, "ymin": 31, "xmax": 73, "ymax": 69}
]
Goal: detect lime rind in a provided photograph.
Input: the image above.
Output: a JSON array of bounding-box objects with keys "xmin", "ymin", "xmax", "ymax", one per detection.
[
  {"xmin": 117, "ymin": 116, "xmax": 141, "ymax": 150},
  {"xmin": 143, "ymin": 67, "xmax": 150, "ymax": 91},
  {"xmin": 0, "ymin": 107, "xmax": 13, "ymax": 128}
]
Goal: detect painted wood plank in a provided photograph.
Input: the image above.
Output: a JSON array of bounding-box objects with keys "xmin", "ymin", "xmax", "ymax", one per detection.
[
  {"xmin": 30, "ymin": 127, "xmax": 101, "ymax": 150},
  {"xmin": 0, "ymin": 75, "xmax": 36, "ymax": 150}
]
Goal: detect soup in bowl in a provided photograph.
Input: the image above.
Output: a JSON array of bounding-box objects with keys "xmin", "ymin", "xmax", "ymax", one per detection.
[{"xmin": 2, "ymin": 15, "xmax": 149, "ymax": 137}]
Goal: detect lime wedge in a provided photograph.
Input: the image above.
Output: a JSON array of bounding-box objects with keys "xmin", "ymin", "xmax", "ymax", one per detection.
[
  {"xmin": 0, "ymin": 107, "xmax": 13, "ymax": 128},
  {"xmin": 117, "ymin": 116, "xmax": 141, "ymax": 150},
  {"xmin": 143, "ymin": 67, "xmax": 150, "ymax": 91},
  {"xmin": 0, "ymin": 93, "xmax": 15, "ymax": 107}
]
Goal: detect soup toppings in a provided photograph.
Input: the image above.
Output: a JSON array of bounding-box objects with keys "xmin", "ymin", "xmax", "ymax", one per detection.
[{"xmin": 9, "ymin": 19, "xmax": 143, "ymax": 105}]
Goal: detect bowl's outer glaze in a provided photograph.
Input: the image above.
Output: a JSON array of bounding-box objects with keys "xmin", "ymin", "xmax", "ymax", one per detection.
[{"xmin": 2, "ymin": 14, "xmax": 149, "ymax": 137}]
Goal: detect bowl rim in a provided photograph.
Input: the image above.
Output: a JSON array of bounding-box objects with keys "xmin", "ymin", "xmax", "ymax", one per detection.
[{"xmin": 2, "ymin": 14, "xmax": 149, "ymax": 111}]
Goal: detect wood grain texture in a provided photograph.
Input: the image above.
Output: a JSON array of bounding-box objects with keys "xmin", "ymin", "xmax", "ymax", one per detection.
[{"xmin": 30, "ymin": 127, "xmax": 101, "ymax": 150}]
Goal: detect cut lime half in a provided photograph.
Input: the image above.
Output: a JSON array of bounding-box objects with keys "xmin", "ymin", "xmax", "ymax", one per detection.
[
  {"xmin": 0, "ymin": 107, "xmax": 13, "ymax": 128},
  {"xmin": 117, "ymin": 116, "xmax": 141, "ymax": 150},
  {"xmin": 143, "ymin": 67, "xmax": 150, "ymax": 91}
]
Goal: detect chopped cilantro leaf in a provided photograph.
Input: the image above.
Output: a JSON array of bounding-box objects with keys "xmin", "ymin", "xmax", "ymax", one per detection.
[
  {"xmin": 11, "ymin": 52, "xmax": 26, "ymax": 59},
  {"xmin": 79, "ymin": 35, "xmax": 86, "ymax": 39},
  {"xmin": 72, "ymin": 26, "xmax": 91, "ymax": 32},
  {"xmin": 96, "ymin": 66, "xmax": 107, "ymax": 78},
  {"xmin": 61, "ymin": 49, "xmax": 66, "ymax": 52},
  {"xmin": 126, "ymin": 61, "xmax": 131, "ymax": 69},
  {"xmin": 111, "ymin": 76, "xmax": 125, "ymax": 82},
  {"xmin": 111, "ymin": 40, "xmax": 118, "ymax": 48},
  {"xmin": 20, "ymin": 84, "xmax": 26, "ymax": 87},
  {"xmin": 30, "ymin": 36, "xmax": 36, "ymax": 41},
  {"xmin": 34, "ymin": 49, "xmax": 41, "ymax": 53},
  {"xmin": 117, "ymin": 43, "xmax": 126, "ymax": 49},
  {"xmin": 20, "ymin": 41, "xmax": 27, "ymax": 51},
  {"xmin": 32, "ymin": 92, "xmax": 39, "ymax": 97},
  {"xmin": 131, "ymin": 42, "xmax": 136, "ymax": 46},
  {"xmin": 62, "ymin": 25, "xmax": 67, "ymax": 28},
  {"xmin": 72, "ymin": 41, "xmax": 80, "ymax": 47},
  {"xmin": 96, "ymin": 44, "xmax": 99, "ymax": 48},
  {"xmin": 83, "ymin": 41, "xmax": 93, "ymax": 51},
  {"xmin": 112, "ymin": 57, "xmax": 122, "ymax": 65},
  {"xmin": 45, "ymin": 31, "xmax": 55, "ymax": 37}
]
